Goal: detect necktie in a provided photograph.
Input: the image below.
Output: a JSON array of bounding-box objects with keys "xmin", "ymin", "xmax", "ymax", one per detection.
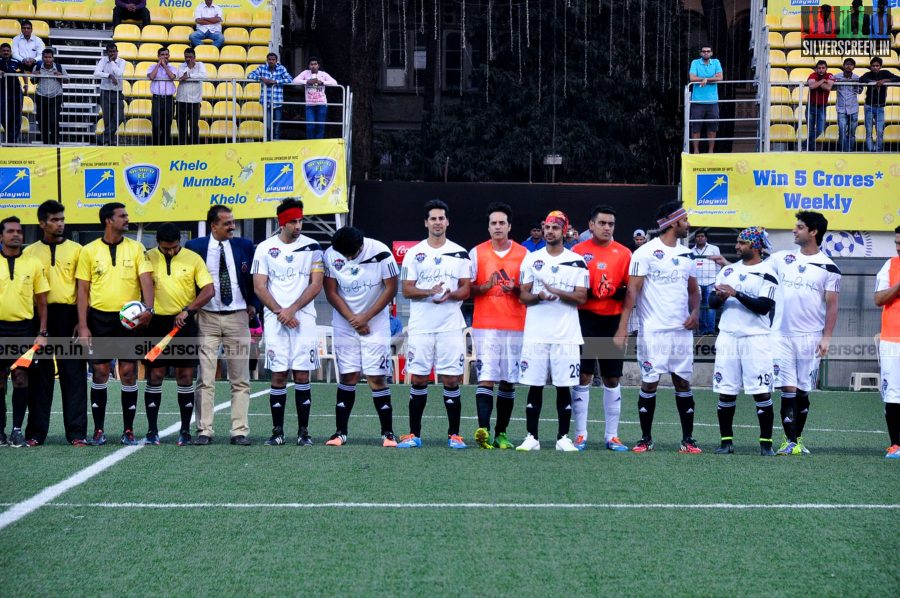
[{"xmin": 219, "ymin": 241, "xmax": 233, "ymax": 306}]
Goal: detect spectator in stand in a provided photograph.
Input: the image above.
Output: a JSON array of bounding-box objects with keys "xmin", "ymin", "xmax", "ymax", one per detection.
[
  {"xmin": 293, "ymin": 56, "xmax": 338, "ymax": 140},
  {"xmin": 148, "ymin": 47, "xmax": 176, "ymax": 146},
  {"xmin": 175, "ymin": 48, "xmax": 206, "ymax": 145},
  {"xmin": 522, "ymin": 223, "xmax": 546, "ymax": 252},
  {"xmin": 112, "ymin": 0, "xmax": 150, "ymax": 28},
  {"xmin": 806, "ymin": 60, "xmax": 834, "ymax": 151},
  {"xmin": 94, "ymin": 43, "xmax": 126, "ymax": 146},
  {"xmin": 840, "ymin": 0, "xmax": 866, "ymax": 37},
  {"xmin": 871, "ymin": 0, "xmax": 892, "ymax": 39},
  {"xmin": 860, "ymin": 56, "xmax": 900, "ymax": 153},
  {"xmin": 632, "ymin": 229, "xmax": 648, "ymax": 250},
  {"xmin": 564, "ymin": 226, "xmax": 579, "ymax": 249},
  {"xmin": 190, "ymin": 0, "xmax": 225, "ymax": 49},
  {"xmin": 12, "ymin": 20, "xmax": 44, "ymax": 72},
  {"xmin": 247, "ymin": 53, "xmax": 293, "ymax": 140},
  {"xmin": 0, "ymin": 43, "xmax": 23, "ymax": 144},
  {"xmin": 690, "ymin": 230, "xmax": 721, "ymax": 335},
  {"xmin": 834, "ymin": 57, "xmax": 861, "ymax": 152},
  {"xmin": 33, "ymin": 49, "xmax": 67, "ymax": 146},
  {"xmin": 689, "ymin": 46, "xmax": 723, "ymax": 154}
]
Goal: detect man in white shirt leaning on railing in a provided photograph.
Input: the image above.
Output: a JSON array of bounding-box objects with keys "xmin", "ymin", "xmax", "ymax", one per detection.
[
  {"xmin": 175, "ymin": 48, "xmax": 207, "ymax": 145},
  {"xmin": 94, "ymin": 43, "xmax": 126, "ymax": 146}
]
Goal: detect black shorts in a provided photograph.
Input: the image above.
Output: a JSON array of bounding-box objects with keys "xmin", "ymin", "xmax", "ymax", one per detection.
[
  {"xmin": 0, "ymin": 319, "xmax": 35, "ymax": 372},
  {"xmin": 87, "ymin": 307, "xmax": 140, "ymax": 365},
  {"xmin": 579, "ymin": 311, "xmax": 624, "ymax": 379},
  {"xmin": 690, "ymin": 103, "xmax": 720, "ymax": 134},
  {"xmin": 142, "ymin": 313, "xmax": 200, "ymax": 369}
]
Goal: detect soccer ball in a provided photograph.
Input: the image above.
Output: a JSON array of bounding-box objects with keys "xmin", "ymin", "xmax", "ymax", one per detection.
[
  {"xmin": 821, "ymin": 231, "xmax": 864, "ymax": 258},
  {"xmin": 119, "ymin": 301, "xmax": 147, "ymax": 330}
]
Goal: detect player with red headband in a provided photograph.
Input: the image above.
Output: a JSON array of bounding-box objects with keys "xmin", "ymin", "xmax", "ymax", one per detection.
[
  {"xmin": 614, "ymin": 200, "xmax": 702, "ymax": 454},
  {"xmin": 252, "ymin": 198, "xmax": 325, "ymax": 447},
  {"xmin": 516, "ymin": 210, "xmax": 589, "ymax": 452}
]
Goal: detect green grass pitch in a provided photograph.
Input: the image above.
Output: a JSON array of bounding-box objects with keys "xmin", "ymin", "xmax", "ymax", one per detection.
[{"xmin": 0, "ymin": 382, "xmax": 897, "ymax": 595}]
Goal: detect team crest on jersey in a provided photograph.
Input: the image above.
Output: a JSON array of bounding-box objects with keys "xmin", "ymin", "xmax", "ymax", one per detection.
[
  {"xmin": 653, "ymin": 250, "xmax": 665, "ymax": 260},
  {"xmin": 519, "ymin": 360, "xmax": 528, "ymax": 372},
  {"xmin": 798, "ymin": 265, "xmax": 807, "ymax": 273},
  {"xmin": 773, "ymin": 364, "xmax": 780, "ymax": 378},
  {"xmin": 266, "ymin": 349, "xmax": 276, "ymax": 361},
  {"xmin": 596, "ymin": 262, "xmax": 607, "ymax": 270},
  {"xmin": 474, "ymin": 359, "xmax": 483, "ymax": 374},
  {"xmin": 434, "ymin": 257, "xmax": 442, "ymax": 264},
  {"xmin": 723, "ymin": 267, "xmax": 733, "ymax": 277},
  {"xmin": 714, "ymin": 371, "xmax": 723, "ymax": 383},
  {"xmin": 333, "ymin": 258, "xmax": 345, "ymax": 271},
  {"xmin": 551, "ymin": 265, "xmax": 559, "ymax": 273},
  {"xmin": 268, "ymin": 247, "xmax": 281, "ymax": 258},
  {"xmin": 785, "ymin": 254, "xmax": 796, "ymax": 264},
  {"xmin": 583, "ymin": 253, "xmax": 594, "ymax": 264},
  {"xmin": 672, "ymin": 257, "xmax": 680, "ymax": 265},
  {"xmin": 533, "ymin": 260, "xmax": 544, "ymax": 271},
  {"xmin": 415, "ymin": 253, "xmax": 426, "ymax": 263},
  {"xmin": 407, "ymin": 350, "xmax": 415, "ymax": 361},
  {"xmin": 350, "ymin": 267, "xmax": 359, "ymax": 276},
  {"xmin": 641, "ymin": 360, "xmax": 653, "ymax": 372},
  {"xmin": 286, "ymin": 255, "xmax": 294, "ymax": 263},
  {"xmin": 739, "ymin": 274, "xmax": 746, "ymax": 281}
]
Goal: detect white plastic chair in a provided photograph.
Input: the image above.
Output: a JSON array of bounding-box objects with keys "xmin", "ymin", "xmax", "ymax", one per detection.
[{"xmin": 316, "ymin": 325, "xmax": 338, "ymax": 383}]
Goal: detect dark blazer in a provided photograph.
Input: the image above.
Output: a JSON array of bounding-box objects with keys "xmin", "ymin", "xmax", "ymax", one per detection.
[{"xmin": 185, "ymin": 235, "xmax": 259, "ymax": 310}]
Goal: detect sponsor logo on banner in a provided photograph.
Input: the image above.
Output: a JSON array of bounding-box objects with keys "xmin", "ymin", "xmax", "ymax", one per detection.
[
  {"xmin": 84, "ymin": 169, "xmax": 116, "ymax": 199},
  {"xmin": 264, "ymin": 162, "xmax": 294, "ymax": 193},
  {"xmin": 696, "ymin": 174, "xmax": 729, "ymax": 206},
  {"xmin": 0, "ymin": 167, "xmax": 31, "ymax": 199},
  {"xmin": 124, "ymin": 164, "xmax": 160, "ymax": 205},
  {"xmin": 303, "ymin": 157, "xmax": 337, "ymax": 197}
]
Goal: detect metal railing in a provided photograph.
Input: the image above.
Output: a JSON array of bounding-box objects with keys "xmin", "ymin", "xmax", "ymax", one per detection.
[
  {"xmin": 0, "ymin": 72, "xmax": 351, "ymax": 146},
  {"xmin": 682, "ymin": 79, "xmax": 764, "ymax": 153}
]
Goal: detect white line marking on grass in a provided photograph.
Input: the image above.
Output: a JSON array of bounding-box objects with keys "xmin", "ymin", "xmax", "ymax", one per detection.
[
  {"xmin": 0, "ymin": 385, "xmax": 277, "ymax": 533},
  {"xmin": 38, "ymin": 502, "xmax": 900, "ymax": 510}
]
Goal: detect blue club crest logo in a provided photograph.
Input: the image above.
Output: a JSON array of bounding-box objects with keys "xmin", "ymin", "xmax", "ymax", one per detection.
[
  {"xmin": 84, "ymin": 168, "xmax": 116, "ymax": 199},
  {"xmin": 551, "ymin": 265, "xmax": 559, "ymax": 273},
  {"xmin": 583, "ymin": 253, "xmax": 594, "ymax": 264},
  {"xmin": 303, "ymin": 157, "xmax": 337, "ymax": 197},
  {"xmin": 519, "ymin": 360, "xmax": 529, "ymax": 372},
  {"xmin": 333, "ymin": 258, "xmax": 345, "ymax": 271},
  {"xmin": 124, "ymin": 164, "xmax": 160, "ymax": 205},
  {"xmin": 723, "ymin": 267, "xmax": 733, "ymax": 277},
  {"xmin": 785, "ymin": 254, "xmax": 796, "ymax": 264},
  {"xmin": 264, "ymin": 162, "xmax": 294, "ymax": 193},
  {"xmin": 0, "ymin": 167, "xmax": 31, "ymax": 199},
  {"xmin": 798, "ymin": 265, "xmax": 807, "ymax": 273},
  {"xmin": 533, "ymin": 260, "xmax": 544, "ymax": 271},
  {"xmin": 739, "ymin": 274, "xmax": 747, "ymax": 281},
  {"xmin": 653, "ymin": 249, "xmax": 665, "ymax": 260}
]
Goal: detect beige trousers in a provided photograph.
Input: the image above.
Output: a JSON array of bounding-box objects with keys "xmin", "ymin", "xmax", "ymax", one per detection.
[{"xmin": 195, "ymin": 310, "xmax": 251, "ymax": 437}]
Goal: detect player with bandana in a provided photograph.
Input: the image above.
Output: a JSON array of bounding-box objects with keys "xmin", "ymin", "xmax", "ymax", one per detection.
[
  {"xmin": 708, "ymin": 227, "xmax": 779, "ymax": 456},
  {"xmin": 252, "ymin": 199, "xmax": 324, "ymax": 447},
  {"xmin": 614, "ymin": 201, "xmax": 702, "ymax": 454},
  {"xmin": 768, "ymin": 211, "xmax": 841, "ymax": 456},
  {"xmin": 515, "ymin": 210, "xmax": 589, "ymax": 452},
  {"xmin": 322, "ymin": 226, "xmax": 400, "ymax": 447}
]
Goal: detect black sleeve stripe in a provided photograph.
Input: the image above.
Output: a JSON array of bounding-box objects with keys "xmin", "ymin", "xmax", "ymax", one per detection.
[
  {"xmin": 763, "ymin": 273, "xmax": 778, "ymax": 284},
  {"xmin": 442, "ymin": 250, "xmax": 470, "ymax": 260},
  {"xmin": 294, "ymin": 243, "xmax": 323, "ymax": 252},
  {"xmin": 561, "ymin": 260, "xmax": 588, "ymax": 269},
  {"xmin": 362, "ymin": 251, "xmax": 393, "ymax": 264}
]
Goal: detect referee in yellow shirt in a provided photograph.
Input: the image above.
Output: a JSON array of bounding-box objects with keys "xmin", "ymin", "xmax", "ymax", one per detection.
[
  {"xmin": 23, "ymin": 200, "xmax": 88, "ymax": 446},
  {"xmin": 142, "ymin": 223, "xmax": 214, "ymax": 446},
  {"xmin": 1, "ymin": 216, "xmax": 49, "ymax": 448},
  {"xmin": 75, "ymin": 202, "xmax": 154, "ymax": 446}
]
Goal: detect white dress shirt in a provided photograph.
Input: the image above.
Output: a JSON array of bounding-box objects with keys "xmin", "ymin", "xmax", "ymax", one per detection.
[
  {"xmin": 175, "ymin": 62, "xmax": 207, "ymax": 103},
  {"xmin": 204, "ymin": 238, "xmax": 247, "ymax": 312},
  {"xmin": 94, "ymin": 56, "xmax": 126, "ymax": 91},
  {"xmin": 12, "ymin": 34, "xmax": 45, "ymax": 62},
  {"xmin": 194, "ymin": 3, "xmax": 224, "ymax": 34}
]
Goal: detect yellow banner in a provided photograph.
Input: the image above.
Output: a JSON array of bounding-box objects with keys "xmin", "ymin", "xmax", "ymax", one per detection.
[
  {"xmin": 38, "ymin": 0, "xmax": 271, "ymax": 16},
  {"xmin": 0, "ymin": 147, "xmax": 59, "ymax": 224},
  {"xmin": 682, "ymin": 152, "xmax": 900, "ymax": 231}
]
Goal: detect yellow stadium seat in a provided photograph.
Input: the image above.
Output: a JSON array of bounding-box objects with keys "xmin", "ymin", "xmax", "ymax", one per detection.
[
  {"xmin": 20, "ymin": 116, "xmax": 29, "ymax": 135},
  {"xmin": 251, "ymin": 12, "xmax": 271, "ymax": 27},
  {"xmin": 214, "ymin": 81, "xmax": 242, "ymax": 100},
  {"xmin": 6, "ymin": 2, "xmax": 35, "ymax": 19},
  {"xmin": 224, "ymin": 9, "xmax": 252, "ymax": 27},
  {"xmin": 769, "ymin": 124, "xmax": 797, "ymax": 143},
  {"xmin": 243, "ymin": 81, "xmax": 260, "ymax": 100},
  {"xmin": 120, "ymin": 118, "xmax": 152, "ymax": 137},
  {"xmin": 783, "ymin": 31, "xmax": 802, "ymax": 49},
  {"xmin": 167, "ymin": 43, "xmax": 188, "ymax": 61},
  {"xmin": 121, "ymin": 80, "xmax": 131, "ymax": 96},
  {"xmin": 884, "ymin": 125, "xmax": 900, "ymax": 143},
  {"xmin": 171, "ymin": 8, "xmax": 195, "ymax": 25},
  {"xmin": 200, "ymin": 100, "xmax": 213, "ymax": 119},
  {"xmin": 770, "ymin": 67, "xmax": 789, "ymax": 81},
  {"xmin": 197, "ymin": 120, "xmax": 210, "ymax": 138},
  {"xmin": 36, "ymin": 3, "xmax": 64, "ymax": 21},
  {"xmin": 882, "ymin": 52, "xmax": 900, "ymax": 67},
  {"xmin": 22, "ymin": 96, "xmax": 33, "ymax": 114},
  {"xmin": 240, "ymin": 101, "xmax": 262, "ymax": 119},
  {"xmin": 766, "ymin": 14, "xmax": 782, "ymax": 30},
  {"xmin": 63, "ymin": 3, "xmax": 90, "ymax": 22},
  {"xmin": 209, "ymin": 119, "xmax": 236, "ymax": 139},
  {"xmin": 786, "ymin": 50, "xmax": 808, "ymax": 67},
  {"xmin": 769, "ymin": 104, "xmax": 794, "ymax": 123},
  {"xmin": 247, "ymin": 46, "xmax": 268, "ymax": 64},
  {"xmin": 30, "ymin": 20, "xmax": 49, "ymax": 38},
  {"xmin": 791, "ymin": 86, "xmax": 810, "ymax": 104},
  {"xmin": 129, "ymin": 80, "xmax": 153, "ymax": 99},
  {"xmin": 217, "ymin": 63, "xmax": 244, "ymax": 80},
  {"xmin": 114, "ymin": 24, "xmax": 142, "ymax": 43},
  {"xmin": 0, "ymin": 37, "xmax": 11, "ymax": 47},
  {"xmin": 244, "ymin": 64, "xmax": 257, "ymax": 78},
  {"xmin": 250, "ymin": 28, "xmax": 270, "ymax": 45},
  {"xmin": 820, "ymin": 125, "xmax": 839, "ymax": 142},
  {"xmin": 194, "ymin": 45, "xmax": 219, "ymax": 62},
  {"xmin": 789, "ymin": 68, "xmax": 810, "ymax": 82},
  {"xmin": 138, "ymin": 43, "xmax": 163, "ymax": 61},
  {"xmin": 212, "ymin": 100, "xmax": 237, "ymax": 119},
  {"xmin": 141, "ymin": 25, "xmax": 168, "ymax": 43},
  {"xmin": 224, "ymin": 28, "xmax": 249, "ymax": 45},
  {"xmin": 815, "ymin": 55, "xmax": 841, "ymax": 68},
  {"xmin": 95, "ymin": 118, "xmax": 104, "ymax": 136},
  {"xmin": 895, "ymin": 32, "xmax": 900, "ymax": 48},
  {"xmin": 769, "ymin": 50, "xmax": 786, "ymax": 67},
  {"xmin": 768, "ymin": 32, "xmax": 783, "ymax": 49},
  {"xmin": 90, "ymin": 5, "xmax": 113, "ymax": 22},
  {"xmin": 116, "ymin": 42, "xmax": 138, "ymax": 61},
  {"xmin": 148, "ymin": 6, "xmax": 172, "ymax": 24},
  {"xmin": 238, "ymin": 120, "xmax": 264, "ymax": 139},
  {"xmin": 825, "ymin": 105, "xmax": 838, "ymax": 123},
  {"xmin": 168, "ymin": 26, "xmax": 193, "ymax": 43},
  {"xmin": 888, "ymin": 87, "xmax": 900, "ymax": 104},
  {"xmin": 201, "ymin": 81, "xmax": 216, "ymax": 98},
  {"xmin": 203, "ymin": 63, "xmax": 218, "ymax": 79},
  {"xmin": 856, "ymin": 124, "xmax": 869, "ymax": 143},
  {"xmin": 126, "ymin": 99, "xmax": 152, "ymax": 117},
  {"xmin": 770, "ymin": 86, "xmax": 792, "ymax": 104},
  {"xmin": 0, "ymin": 20, "xmax": 20, "ymax": 37},
  {"xmin": 220, "ymin": 46, "xmax": 246, "ymax": 63},
  {"xmin": 781, "ymin": 14, "xmax": 801, "ymax": 30},
  {"xmin": 0, "ymin": 4, "xmax": 5, "ymax": 17}
]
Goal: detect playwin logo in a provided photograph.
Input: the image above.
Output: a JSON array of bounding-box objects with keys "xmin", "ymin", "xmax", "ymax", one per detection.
[{"xmin": 695, "ymin": 174, "xmax": 728, "ymax": 206}]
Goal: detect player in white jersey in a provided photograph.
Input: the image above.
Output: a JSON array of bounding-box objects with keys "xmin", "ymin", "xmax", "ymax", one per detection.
[
  {"xmin": 614, "ymin": 201, "xmax": 702, "ymax": 454},
  {"xmin": 251, "ymin": 199, "xmax": 324, "ymax": 447},
  {"xmin": 768, "ymin": 210, "xmax": 840, "ymax": 456},
  {"xmin": 322, "ymin": 226, "xmax": 400, "ymax": 447},
  {"xmin": 874, "ymin": 226, "xmax": 900, "ymax": 459},
  {"xmin": 397, "ymin": 199, "xmax": 472, "ymax": 449},
  {"xmin": 707, "ymin": 227, "xmax": 779, "ymax": 456},
  {"xmin": 515, "ymin": 211, "xmax": 588, "ymax": 453}
]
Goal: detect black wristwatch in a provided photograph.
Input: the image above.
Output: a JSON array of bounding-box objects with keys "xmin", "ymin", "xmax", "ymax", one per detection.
[
  {"xmin": 38, "ymin": 330, "xmax": 49, "ymax": 337},
  {"xmin": 183, "ymin": 307, "xmax": 196, "ymax": 315}
]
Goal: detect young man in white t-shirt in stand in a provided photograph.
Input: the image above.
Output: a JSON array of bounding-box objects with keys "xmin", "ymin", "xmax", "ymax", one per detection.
[
  {"xmin": 768, "ymin": 211, "xmax": 841, "ymax": 456},
  {"xmin": 252, "ymin": 199, "xmax": 324, "ymax": 447},
  {"xmin": 397, "ymin": 199, "xmax": 472, "ymax": 449},
  {"xmin": 322, "ymin": 226, "xmax": 400, "ymax": 447},
  {"xmin": 515, "ymin": 211, "xmax": 589, "ymax": 452},
  {"xmin": 614, "ymin": 201, "xmax": 702, "ymax": 454}
]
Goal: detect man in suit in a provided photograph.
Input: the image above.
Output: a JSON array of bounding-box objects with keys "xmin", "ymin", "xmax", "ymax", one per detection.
[{"xmin": 185, "ymin": 205, "xmax": 257, "ymax": 445}]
